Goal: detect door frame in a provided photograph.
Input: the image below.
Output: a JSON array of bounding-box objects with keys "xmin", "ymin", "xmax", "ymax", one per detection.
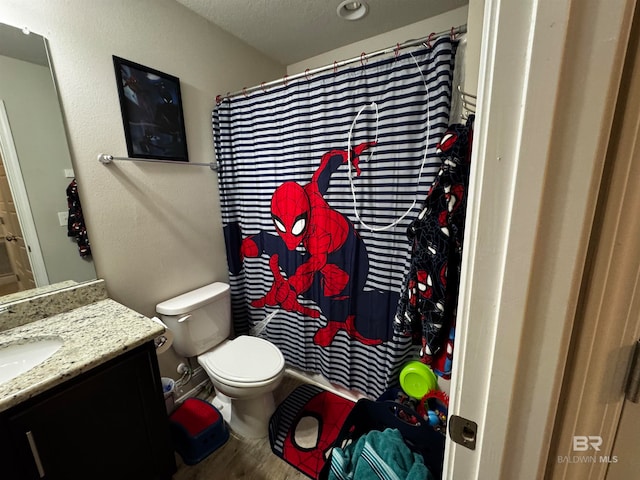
[
  {"xmin": 0, "ymin": 100, "xmax": 49, "ymax": 287},
  {"xmin": 445, "ymin": 0, "xmax": 636, "ymax": 478}
]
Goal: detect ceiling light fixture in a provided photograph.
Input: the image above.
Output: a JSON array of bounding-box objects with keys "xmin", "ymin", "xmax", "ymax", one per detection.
[{"xmin": 337, "ymin": 1, "xmax": 369, "ymax": 21}]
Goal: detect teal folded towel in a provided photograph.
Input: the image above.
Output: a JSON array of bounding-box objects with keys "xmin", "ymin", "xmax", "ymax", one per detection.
[{"xmin": 329, "ymin": 428, "xmax": 434, "ymax": 480}]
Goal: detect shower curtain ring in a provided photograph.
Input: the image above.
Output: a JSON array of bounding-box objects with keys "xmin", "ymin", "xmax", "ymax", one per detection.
[
  {"xmin": 394, "ymin": 43, "xmax": 400, "ymax": 60},
  {"xmin": 333, "ymin": 61, "xmax": 339, "ymax": 74},
  {"xmin": 283, "ymin": 74, "xmax": 289, "ymax": 86},
  {"xmin": 427, "ymin": 32, "xmax": 435, "ymax": 48},
  {"xmin": 242, "ymin": 87, "xmax": 248, "ymax": 97},
  {"xmin": 360, "ymin": 52, "xmax": 368, "ymax": 66},
  {"xmin": 450, "ymin": 27, "xmax": 457, "ymax": 40},
  {"xmin": 305, "ymin": 69, "xmax": 312, "ymax": 81},
  {"xmin": 261, "ymin": 82, "xmax": 266, "ymax": 93}
]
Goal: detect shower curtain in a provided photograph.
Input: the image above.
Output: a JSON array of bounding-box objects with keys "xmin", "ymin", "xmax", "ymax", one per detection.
[{"xmin": 213, "ymin": 37, "xmax": 457, "ymax": 398}]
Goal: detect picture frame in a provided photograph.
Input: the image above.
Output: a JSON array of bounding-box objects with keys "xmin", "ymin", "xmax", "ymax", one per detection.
[{"xmin": 112, "ymin": 56, "xmax": 189, "ymax": 162}]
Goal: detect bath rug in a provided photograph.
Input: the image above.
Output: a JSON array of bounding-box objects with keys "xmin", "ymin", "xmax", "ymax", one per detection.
[{"xmin": 269, "ymin": 384, "xmax": 355, "ymax": 479}]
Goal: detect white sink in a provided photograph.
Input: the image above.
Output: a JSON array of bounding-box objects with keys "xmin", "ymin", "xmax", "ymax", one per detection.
[{"xmin": 0, "ymin": 337, "xmax": 63, "ymax": 386}]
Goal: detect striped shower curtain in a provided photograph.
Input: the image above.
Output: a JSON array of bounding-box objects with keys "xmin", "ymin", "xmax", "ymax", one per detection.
[{"xmin": 213, "ymin": 37, "xmax": 456, "ymax": 398}]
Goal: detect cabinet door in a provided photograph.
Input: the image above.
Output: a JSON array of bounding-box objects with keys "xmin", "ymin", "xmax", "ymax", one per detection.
[{"xmin": 6, "ymin": 344, "xmax": 175, "ymax": 480}]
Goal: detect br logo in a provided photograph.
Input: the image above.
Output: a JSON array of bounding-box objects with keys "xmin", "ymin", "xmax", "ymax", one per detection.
[{"xmin": 573, "ymin": 435, "xmax": 603, "ymax": 452}]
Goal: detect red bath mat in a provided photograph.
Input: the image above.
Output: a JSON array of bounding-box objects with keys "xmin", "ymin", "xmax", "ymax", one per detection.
[{"xmin": 269, "ymin": 384, "xmax": 355, "ymax": 479}]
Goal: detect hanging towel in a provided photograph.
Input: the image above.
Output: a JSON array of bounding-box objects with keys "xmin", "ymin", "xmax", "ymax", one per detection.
[
  {"xmin": 329, "ymin": 428, "xmax": 433, "ymax": 480},
  {"xmin": 394, "ymin": 116, "xmax": 474, "ymax": 378},
  {"xmin": 66, "ymin": 179, "xmax": 91, "ymax": 257}
]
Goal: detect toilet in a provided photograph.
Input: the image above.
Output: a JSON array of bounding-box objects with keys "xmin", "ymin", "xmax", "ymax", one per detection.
[{"xmin": 156, "ymin": 282, "xmax": 285, "ymax": 439}]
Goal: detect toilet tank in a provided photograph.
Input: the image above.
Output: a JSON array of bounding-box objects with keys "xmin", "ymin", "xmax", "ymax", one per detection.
[{"xmin": 156, "ymin": 282, "xmax": 231, "ymax": 358}]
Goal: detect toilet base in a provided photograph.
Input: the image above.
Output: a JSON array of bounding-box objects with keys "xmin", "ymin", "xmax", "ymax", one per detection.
[
  {"xmin": 213, "ymin": 389, "xmax": 276, "ymax": 439},
  {"xmin": 211, "ymin": 391, "xmax": 232, "ymax": 424}
]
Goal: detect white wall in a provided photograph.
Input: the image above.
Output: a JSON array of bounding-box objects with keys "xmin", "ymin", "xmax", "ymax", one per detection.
[
  {"xmin": 287, "ymin": 6, "xmax": 469, "ymax": 75},
  {"xmin": 0, "ymin": 0, "xmax": 284, "ymax": 376},
  {"xmin": 0, "ymin": 54, "xmax": 96, "ymax": 285}
]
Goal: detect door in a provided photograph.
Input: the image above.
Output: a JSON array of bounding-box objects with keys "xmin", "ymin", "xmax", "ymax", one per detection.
[
  {"xmin": 603, "ymin": 15, "xmax": 640, "ymax": 473},
  {"xmin": 545, "ymin": 2, "xmax": 640, "ymax": 477},
  {"xmin": 598, "ymin": 41, "xmax": 640, "ymax": 473},
  {"xmin": 0, "ymin": 100, "xmax": 48, "ymax": 287},
  {"xmin": 0, "ymin": 151, "xmax": 35, "ymax": 292}
]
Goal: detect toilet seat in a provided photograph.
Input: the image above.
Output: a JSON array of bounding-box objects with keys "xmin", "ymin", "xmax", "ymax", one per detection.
[{"xmin": 198, "ymin": 335, "xmax": 284, "ymax": 388}]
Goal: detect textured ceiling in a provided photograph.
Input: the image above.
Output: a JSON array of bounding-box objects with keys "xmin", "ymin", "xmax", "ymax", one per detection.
[{"xmin": 176, "ymin": 0, "xmax": 468, "ymax": 65}]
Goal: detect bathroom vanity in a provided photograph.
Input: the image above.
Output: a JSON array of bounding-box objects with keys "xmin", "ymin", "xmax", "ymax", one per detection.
[{"xmin": 0, "ymin": 282, "xmax": 176, "ymax": 480}]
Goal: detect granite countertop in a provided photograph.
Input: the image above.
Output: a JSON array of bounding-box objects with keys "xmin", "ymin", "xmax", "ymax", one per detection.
[
  {"xmin": 0, "ymin": 298, "xmax": 163, "ymax": 413},
  {"xmin": 0, "ymin": 280, "xmax": 78, "ymax": 305}
]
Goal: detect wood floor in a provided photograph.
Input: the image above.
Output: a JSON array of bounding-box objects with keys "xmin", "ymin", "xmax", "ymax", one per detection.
[{"xmin": 172, "ymin": 374, "xmax": 311, "ymax": 480}]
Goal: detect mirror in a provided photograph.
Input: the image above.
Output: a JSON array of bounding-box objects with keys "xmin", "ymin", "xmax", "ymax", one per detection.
[{"xmin": 0, "ymin": 22, "xmax": 97, "ymax": 298}]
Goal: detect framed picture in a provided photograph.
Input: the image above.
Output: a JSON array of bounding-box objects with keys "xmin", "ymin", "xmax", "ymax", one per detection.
[{"xmin": 113, "ymin": 56, "xmax": 189, "ymax": 162}]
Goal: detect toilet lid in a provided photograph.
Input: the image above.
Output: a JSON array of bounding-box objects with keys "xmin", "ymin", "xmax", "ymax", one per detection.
[{"xmin": 200, "ymin": 335, "xmax": 284, "ymax": 384}]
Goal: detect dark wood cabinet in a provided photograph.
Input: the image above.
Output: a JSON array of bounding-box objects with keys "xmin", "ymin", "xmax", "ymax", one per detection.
[{"xmin": 0, "ymin": 342, "xmax": 176, "ymax": 480}]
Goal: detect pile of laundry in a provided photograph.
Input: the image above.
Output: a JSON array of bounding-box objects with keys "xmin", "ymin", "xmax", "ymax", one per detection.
[{"xmin": 328, "ymin": 427, "xmax": 435, "ymax": 480}]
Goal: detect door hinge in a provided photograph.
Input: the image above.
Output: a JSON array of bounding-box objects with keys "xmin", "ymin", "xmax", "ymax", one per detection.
[
  {"xmin": 449, "ymin": 415, "xmax": 478, "ymax": 450},
  {"xmin": 625, "ymin": 339, "xmax": 640, "ymax": 403}
]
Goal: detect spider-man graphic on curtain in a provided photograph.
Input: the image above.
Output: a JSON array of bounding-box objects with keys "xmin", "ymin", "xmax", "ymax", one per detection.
[{"xmin": 231, "ymin": 141, "xmax": 397, "ymax": 347}]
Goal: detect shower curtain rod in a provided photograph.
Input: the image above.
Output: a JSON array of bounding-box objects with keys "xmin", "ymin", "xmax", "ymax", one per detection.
[{"xmin": 218, "ymin": 24, "xmax": 467, "ymax": 102}]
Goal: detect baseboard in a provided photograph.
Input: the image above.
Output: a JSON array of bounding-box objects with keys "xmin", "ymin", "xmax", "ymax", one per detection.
[{"xmin": 174, "ymin": 366, "xmax": 210, "ymax": 404}]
